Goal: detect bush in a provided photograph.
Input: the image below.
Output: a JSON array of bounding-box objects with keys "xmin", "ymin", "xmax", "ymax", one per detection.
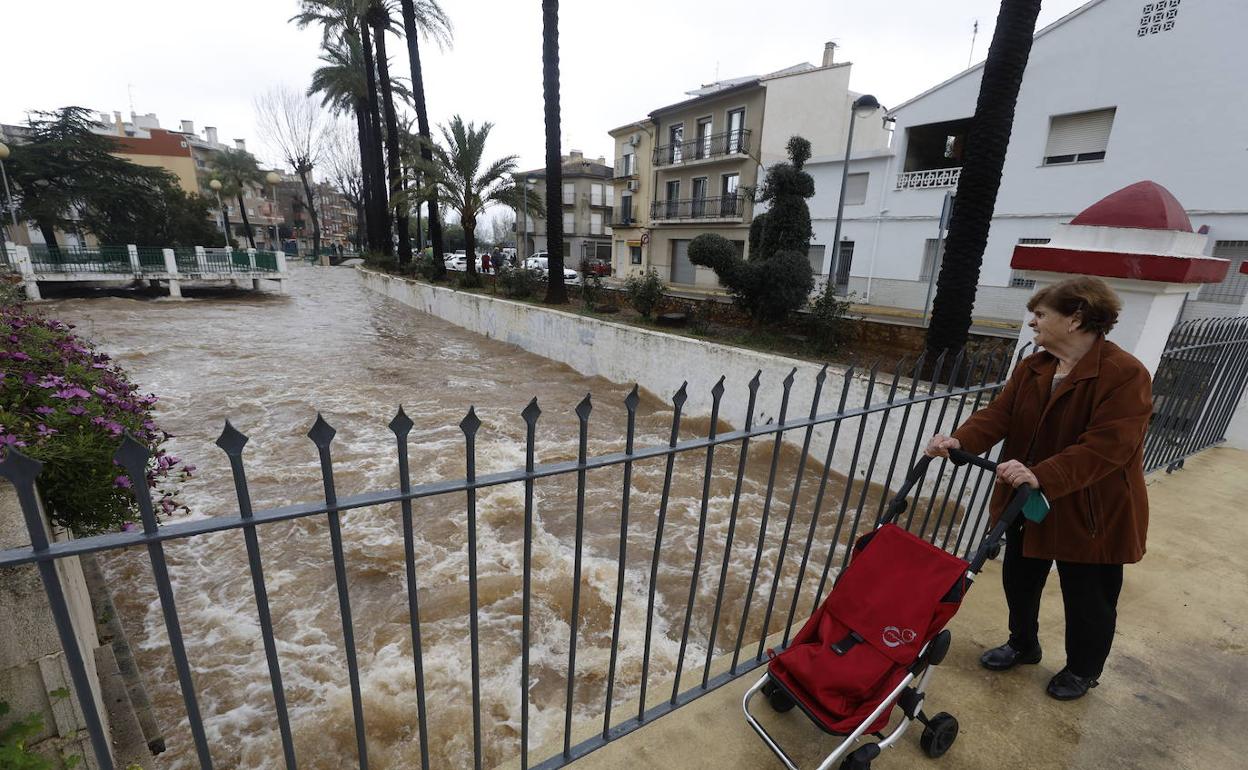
[
  {"xmin": 412, "ymin": 250, "xmax": 441, "ymax": 280},
  {"xmin": 624, "ymin": 269, "xmax": 665, "ymax": 319},
  {"xmin": 457, "ymin": 271, "xmax": 484, "ymax": 289},
  {"xmin": 688, "ymin": 234, "xmax": 813, "ymax": 325},
  {"xmin": 0, "ymin": 304, "xmax": 191, "ymax": 534},
  {"xmin": 808, "ymin": 283, "xmax": 856, "ymax": 353},
  {"xmin": 496, "ymin": 266, "xmax": 541, "ymax": 299},
  {"xmin": 579, "ymin": 260, "xmax": 605, "ymax": 310},
  {"xmin": 0, "ymin": 701, "xmax": 53, "ymax": 770}
]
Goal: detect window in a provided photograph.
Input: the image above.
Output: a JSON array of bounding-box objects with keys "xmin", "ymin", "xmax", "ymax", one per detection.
[
  {"xmin": 1138, "ymin": 0, "xmax": 1180, "ymax": 37},
  {"xmin": 1044, "ymin": 108, "xmax": 1116, "ymax": 165},
  {"xmin": 696, "ymin": 117, "xmax": 712, "ymax": 159},
  {"xmin": 1011, "ymin": 238, "xmax": 1051, "ymax": 288},
  {"xmin": 621, "ymin": 152, "xmax": 634, "ymax": 176},
  {"xmin": 844, "ymin": 173, "xmax": 869, "ymax": 205},
  {"xmin": 591, "ymin": 183, "xmax": 603, "ymax": 206},
  {"xmin": 590, "ymin": 212, "xmax": 604, "ymax": 235},
  {"xmin": 832, "ymin": 241, "xmax": 853, "ymax": 295},
  {"xmin": 726, "ymin": 109, "xmax": 745, "ymax": 154},
  {"xmin": 562, "ymin": 242, "xmax": 571, "ymax": 258},
  {"xmin": 665, "ymin": 180, "xmax": 680, "ymax": 218},
  {"xmin": 563, "ymin": 212, "xmax": 574, "ymax": 234},
  {"xmin": 563, "ymin": 182, "xmax": 575, "ymax": 205},
  {"xmin": 721, "ymin": 173, "xmax": 740, "ymax": 216},
  {"xmin": 669, "ymin": 123, "xmax": 684, "ymax": 163},
  {"xmin": 605, "ymin": 185, "xmax": 614, "ymax": 206},
  {"xmin": 691, "ymin": 177, "xmax": 708, "ymax": 218},
  {"xmin": 1197, "ymin": 241, "xmax": 1248, "ymax": 304},
  {"xmin": 620, "ymin": 193, "xmax": 633, "ymax": 224},
  {"xmin": 807, "ymin": 244, "xmax": 826, "ymax": 274},
  {"xmin": 630, "ymin": 245, "xmax": 642, "ymax": 265},
  {"xmin": 921, "ymin": 238, "xmax": 945, "ymax": 281}
]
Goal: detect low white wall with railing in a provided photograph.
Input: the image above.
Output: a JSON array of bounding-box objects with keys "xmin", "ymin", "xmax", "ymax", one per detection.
[{"xmin": 359, "ymin": 268, "xmax": 1004, "ymax": 534}]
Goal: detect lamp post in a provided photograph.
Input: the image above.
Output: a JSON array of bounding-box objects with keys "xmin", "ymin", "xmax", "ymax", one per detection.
[
  {"xmin": 830, "ymin": 94, "xmax": 882, "ymax": 286},
  {"xmin": 266, "ymin": 171, "xmax": 281, "ymax": 251},
  {"xmin": 208, "ymin": 179, "xmax": 228, "ymax": 247},
  {"xmin": 0, "ymin": 142, "xmax": 18, "ymax": 241}
]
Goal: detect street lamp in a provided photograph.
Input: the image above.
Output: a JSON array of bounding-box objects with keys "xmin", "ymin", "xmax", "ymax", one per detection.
[
  {"xmin": 829, "ymin": 94, "xmax": 882, "ymax": 286},
  {"xmin": 0, "ymin": 142, "xmax": 19, "ymax": 240},
  {"xmin": 208, "ymin": 179, "xmax": 228, "ymax": 246},
  {"xmin": 266, "ymin": 171, "xmax": 281, "ymax": 251}
]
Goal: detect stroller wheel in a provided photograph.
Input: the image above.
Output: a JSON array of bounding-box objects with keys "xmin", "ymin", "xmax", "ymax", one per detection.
[
  {"xmin": 920, "ymin": 712, "xmax": 959, "ymax": 758},
  {"xmin": 761, "ymin": 679, "xmax": 796, "ymax": 713}
]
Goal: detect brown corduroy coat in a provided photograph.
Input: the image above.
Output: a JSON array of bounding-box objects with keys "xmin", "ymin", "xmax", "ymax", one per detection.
[{"xmin": 952, "ymin": 336, "xmax": 1152, "ymax": 564}]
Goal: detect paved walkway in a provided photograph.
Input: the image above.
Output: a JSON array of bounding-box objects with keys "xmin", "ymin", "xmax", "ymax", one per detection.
[{"xmin": 564, "ymin": 447, "xmax": 1248, "ymax": 770}]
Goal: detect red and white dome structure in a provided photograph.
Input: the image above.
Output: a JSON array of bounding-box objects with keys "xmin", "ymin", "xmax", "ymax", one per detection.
[{"xmin": 1008, "ymin": 181, "xmax": 1231, "ymax": 374}]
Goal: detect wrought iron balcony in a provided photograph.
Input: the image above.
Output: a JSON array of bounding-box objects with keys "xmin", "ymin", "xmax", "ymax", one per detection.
[
  {"xmin": 614, "ymin": 206, "xmax": 638, "ymax": 227},
  {"xmin": 895, "ymin": 167, "xmax": 962, "ymax": 190},
  {"xmin": 614, "ymin": 157, "xmax": 638, "ymax": 179},
  {"xmin": 653, "ymin": 129, "xmax": 751, "ymax": 168},
  {"xmin": 650, "ymin": 194, "xmax": 744, "ymax": 221}
]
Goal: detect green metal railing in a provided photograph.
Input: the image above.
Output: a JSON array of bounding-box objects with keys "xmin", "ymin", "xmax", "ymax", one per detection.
[
  {"xmin": 136, "ymin": 247, "xmax": 166, "ymax": 273},
  {"xmin": 254, "ymin": 251, "xmax": 279, "ymax": 272},
  {"xmin": 174, "ymin": 247, "xmax": 199, "ymax": 273},
  {"xmin": 27, "ymin": 245, "xmax": 132, "ymax": 274}
]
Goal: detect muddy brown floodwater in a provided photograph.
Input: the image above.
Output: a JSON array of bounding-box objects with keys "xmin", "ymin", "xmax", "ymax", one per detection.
[{"xmin": 45, "ymin": 266, "xmax": 874, "ymax": 769}]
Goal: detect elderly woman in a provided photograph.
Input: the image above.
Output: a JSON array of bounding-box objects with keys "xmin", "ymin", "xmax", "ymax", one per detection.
[{"xmin": 926, "ymin": 276, "xmax": 1152, "ymax": 701}]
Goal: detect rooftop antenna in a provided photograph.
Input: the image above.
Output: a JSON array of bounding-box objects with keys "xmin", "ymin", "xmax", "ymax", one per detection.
[
  {"xmin": 128, "ymin": 83, "xmax": 135, "ymax": 115},
  {"xmin": 967, "ymin": 20, "xmax": 979, "ymax": 69}
]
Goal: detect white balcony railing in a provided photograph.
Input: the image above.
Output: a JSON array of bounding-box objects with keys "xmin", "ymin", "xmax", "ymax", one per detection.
[{"xmin": 895, "ymin": 167, "xmax": 962, "ymax": 190}]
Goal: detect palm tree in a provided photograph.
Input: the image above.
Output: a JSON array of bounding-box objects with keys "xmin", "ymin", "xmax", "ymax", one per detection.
[
  {"xmin": 926, "ymin": 0, "xmax": 1043, "ymax": 355},
  {"xmin": 209, "ymin": 149, "xmax": 264, "ymax": 248},
  {"xmin": 293, "ymin": 0, "xmax": 391, "ymax": 255},
  {"xmin": 420, "ymin": 116, "xmax": 520, "ymax": 281},
  {"xmin": 541, "ymin": 0, "xmax": 567, "ymax": 303},
  {"xmin": 365, "ymin": 0, "xmax": 413, "ymax": 263},
  {"xmin": 399, "ymin": 0, "xmax": 452, "ymax": 279}
]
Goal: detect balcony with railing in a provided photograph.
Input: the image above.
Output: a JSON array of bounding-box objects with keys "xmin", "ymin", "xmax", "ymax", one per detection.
[
  {"xmin": 650, "ymin": 194, "xmax": 745, "ymax": 222},
  {"xmin": 614, "ymin": 156, "xmax": 638, "ymax": 179},
  {"xmin": 895, "ymin": 167, "xmax": 962, "ymax": 190},
  {"xmin": 614, "ymin": 206, "xmax": 638, "ymax": 227},
  {"xmin": 653, "ymin": 129, "xmax": 751, "ymax": 168}
]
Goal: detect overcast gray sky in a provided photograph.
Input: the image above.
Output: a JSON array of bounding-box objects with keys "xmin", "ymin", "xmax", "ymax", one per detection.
[{"xmin": 5, "ymin": 0, "xmax": 1089, "ymax": 175}]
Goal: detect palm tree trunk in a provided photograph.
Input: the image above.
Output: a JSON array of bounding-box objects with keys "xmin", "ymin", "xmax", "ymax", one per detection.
[
  {"xmin": 926, "ymin": 0, "xmax": 1042, "ymax": 355},
  {"xmin": 220, "ymin": 206, "xmax": 234, "ymax": 247},
  {"xmin": 400, "ymin": 0, "xmax": 447, "ymax": 279},
  {"xmin": 298, "ymin": 168, "xmax": 323, "ymax": 264},
  {"xmin": 371, "ymin": 18, "xmax": 413, "ymax": 264},
  {"xmin": 354, "ymin": 99, "xmax": 376, "ymax": 251},
  {"xmin": 464, "ymin": 212, "xmax": 478, "ymax": 278},
  {"xmin": 235, "ymin": 191, "xmax": 257, "ymax": 248},
  {"xmin": 541, "ymin": 0, "xmax": 567, "ymax": 304},
  {"xmin": 359, "ymin": 20, "xmax": 393, "ymax": 256}
]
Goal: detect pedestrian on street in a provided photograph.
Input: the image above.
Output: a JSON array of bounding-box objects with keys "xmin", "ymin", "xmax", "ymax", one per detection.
[{"xmin": 926, "ymin": 276, "xmax": 1152, "ymax": 701}]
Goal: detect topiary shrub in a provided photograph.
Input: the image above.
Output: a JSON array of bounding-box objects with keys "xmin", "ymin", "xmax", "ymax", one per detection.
[
  {"xmin": 688, "ymin": 135, "xmax": 815, "ymax": 325},
  {"xmin": 624, "ymin": 269, "xmax": 665, "ymax": 320},
  {"xmin": 496, "ymin": 265, "xmax": 541, "ymax": 299},
  {"xmin": 0, "ymin": 304, "xmax": 191, "ymax": 534}
]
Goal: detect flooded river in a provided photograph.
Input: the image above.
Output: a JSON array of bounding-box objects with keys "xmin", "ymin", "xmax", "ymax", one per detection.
[{"xmin": 45, "ymin": 266, "xmax": 866, "ymax": 769}]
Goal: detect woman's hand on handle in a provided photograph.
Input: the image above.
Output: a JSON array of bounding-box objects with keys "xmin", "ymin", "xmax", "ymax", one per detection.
[
  {"xmin": 996, "ymin": 459, "xmax": 1039, "ymax": 489},
  {"xmin": 925, "ymin": 434, "xmax": 961, "ymax": 458}
]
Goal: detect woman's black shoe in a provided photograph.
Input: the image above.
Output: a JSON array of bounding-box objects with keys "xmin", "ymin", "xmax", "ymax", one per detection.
[
  {"xmin": 1046, "ymin": 668, "xmax": 1099, "ymax": 700},
  {"xmin": 979, "ymin": 642, "xmax": 1043, "ymax": 671}
]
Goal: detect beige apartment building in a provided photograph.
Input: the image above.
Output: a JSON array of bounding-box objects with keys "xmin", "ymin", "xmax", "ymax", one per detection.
[
  {"xmin": 515, "ymin": 150, "xmax": 615, "ymax": 266},
  {"xmin": 609, "ymin": 43, "xmax": 891, "ymax": 288}
]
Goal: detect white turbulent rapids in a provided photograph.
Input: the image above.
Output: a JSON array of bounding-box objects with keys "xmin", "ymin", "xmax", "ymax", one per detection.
[{"xmin": 44, "ymin": 266, "xmax": 864, "ymax": 769}]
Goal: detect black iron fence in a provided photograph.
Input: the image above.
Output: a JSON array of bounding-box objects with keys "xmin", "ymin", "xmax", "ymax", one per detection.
[
  {"xmin": 1144, "ymin": 316, "xmax": 1248, "ymax": 473},
  {"xmin": 651, "ymin": 194, "xmax": 744, "ymax": 221},
  {"xmin": 0, "ymin": 348, "xmax": 1026, "ymax": 770}
]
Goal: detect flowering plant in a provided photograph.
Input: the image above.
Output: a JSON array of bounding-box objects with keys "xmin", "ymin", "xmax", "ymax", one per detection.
[{"xmin": 0, "ymin": 302, "xmax": 192, "ymax": 534}]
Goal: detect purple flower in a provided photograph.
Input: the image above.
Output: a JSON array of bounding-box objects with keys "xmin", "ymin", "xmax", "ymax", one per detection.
[
  {"xmin": 10, "ymin": 351, "xmax": 29, "ymax": 362},
  {"xmin": 114, "ymin": 475, "xmax": 132, "ymax": 489},
  {"xmin": 0, "ymin": 434, "xmax": 27, "ymax": 448},
  {"xmin": 35, "ymin": 424, "xmax": 57, "ymax": 437},
  {"xmin": 67, "ymin": 405, "xmax": 86, "ymax": 416},
  {"xmin": 22, "ymin": 372, "xmax": 38, "ymax": 386},
  {"xmin": 121, "ymin": 522, "xmax": 137, "ymax": 533},
  {"xmin": 92, "ymin": 386, "xmax": 107, "ymax": 397},
  {"xmin": 35, "ymin": 406, "xmax": 54, "ymax": 415}
]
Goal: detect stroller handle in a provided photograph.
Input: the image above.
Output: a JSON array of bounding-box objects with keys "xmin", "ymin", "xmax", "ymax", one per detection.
[{"xmin": 946, "ymin": 447, "xmax": 998, "ymax": 473}]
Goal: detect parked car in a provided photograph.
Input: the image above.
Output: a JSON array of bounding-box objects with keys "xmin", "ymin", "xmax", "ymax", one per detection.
[
  {"xmin": 444, "ymin": 253, "xmax": 468, "ymax": 271},
  {"xmin": 523, "ymin": 254, "xmax": 581, "ymax": 285},
  {"xmin": 581, "ymin": 258, "xmax": 612, "ymax": 277}
]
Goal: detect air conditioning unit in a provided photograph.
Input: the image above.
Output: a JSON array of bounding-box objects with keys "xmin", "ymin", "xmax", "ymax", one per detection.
[
  {"xmin": 628, "ymin": 134, "xmax": 640, "ymax": 146},
  {"xmin": 626, "ymin": 180, "xmax": 641, "ymax": 192}
]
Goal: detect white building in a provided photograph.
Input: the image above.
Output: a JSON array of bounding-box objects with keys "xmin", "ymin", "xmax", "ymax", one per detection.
[{"xmin": 806, "ymin": 0, "xmax": 1248, "ymax": 321}]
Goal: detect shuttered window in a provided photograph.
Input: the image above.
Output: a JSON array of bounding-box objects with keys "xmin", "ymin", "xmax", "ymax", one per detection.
[
  {"xmin": 844, "ymin": 173, "xmax": 869, "ymax": 205},
  {"xmin": 1043, "ymin": 108, "xmax": 1116, "ymax": 165},
  {"xmin": 1197, "ymin": 241, "xmax": 1248, "ymax": 304}
]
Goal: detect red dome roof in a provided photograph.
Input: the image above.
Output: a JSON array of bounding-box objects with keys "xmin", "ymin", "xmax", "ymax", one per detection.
[{"xmin": 1069, "ymin": 181, "xmax": 1192, "ymax": 232}]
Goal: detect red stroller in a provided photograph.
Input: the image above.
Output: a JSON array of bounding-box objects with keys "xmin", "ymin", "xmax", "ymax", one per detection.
[{"xmin": 743, "ymin": 450, "xmax": 1032, "ymax": 769}]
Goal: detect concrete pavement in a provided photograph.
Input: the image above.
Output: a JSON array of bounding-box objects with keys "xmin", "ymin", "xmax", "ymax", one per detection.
[{"xmin": 559, "ymin": 446, "xmax": 1248, "ymax": 770}]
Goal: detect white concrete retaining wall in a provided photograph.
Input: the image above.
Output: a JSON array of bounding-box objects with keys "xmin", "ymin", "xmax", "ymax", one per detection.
[{"xmin": 359, "ymin": 268, "xmax": 1002, "ymax": 534}]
